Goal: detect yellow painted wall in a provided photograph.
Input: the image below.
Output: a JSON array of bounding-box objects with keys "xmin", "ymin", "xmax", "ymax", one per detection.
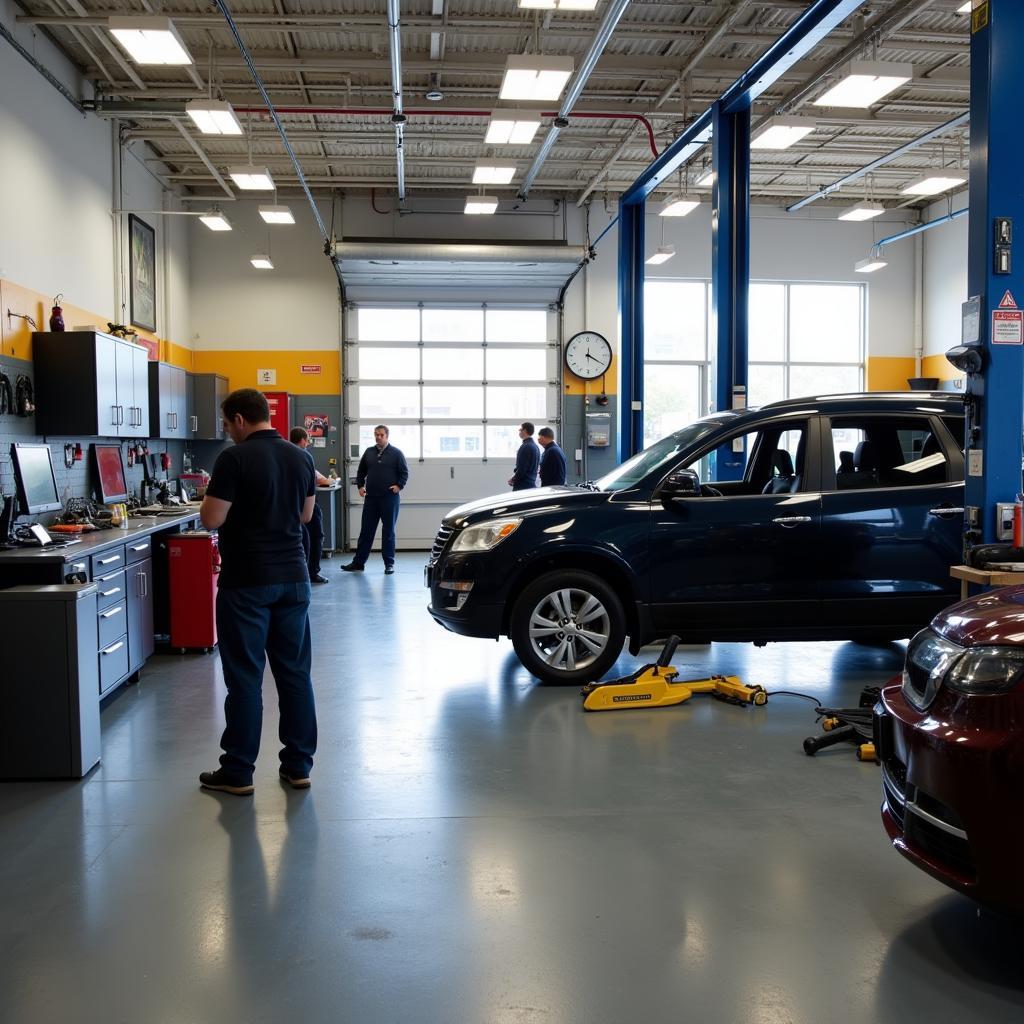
[
  {"xmin": 922, "ymin": 353, "xmax": 963, "ymax": 384},
  {"xmin": 866, "ymin": 356, "xmax": 916, "ymax": 391},
  {"xmin": 192, "ymin": 350, "xmax": 341, "ymax": 395},
  {"xmin": 563, "ymin": 354, "xmax": 616, "ymax": 396}
]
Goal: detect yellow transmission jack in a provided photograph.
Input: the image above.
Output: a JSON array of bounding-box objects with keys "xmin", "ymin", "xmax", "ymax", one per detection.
[{"xmin": 581, "ymin": 636, "xmax": 768, "ymax": 712}]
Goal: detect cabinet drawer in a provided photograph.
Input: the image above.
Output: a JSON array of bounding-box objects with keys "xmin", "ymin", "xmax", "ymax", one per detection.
[
  {"xmin": 91, "ymin": 546, "xmax": 126, "ymax": 577},
  {"xmin": 98, "ymin": 601, "xmax": 127, "ymax": 648},
  {"xmin": 99, "ymin": 634, "xmax": 129, "ymax": 695},
  {"xmin": 125, "ymin": 537, "xmax": 152, "ymax": 564},
  {"xmin": 95, "ymin": 570, "xmax": 126, "ymax": 611}
]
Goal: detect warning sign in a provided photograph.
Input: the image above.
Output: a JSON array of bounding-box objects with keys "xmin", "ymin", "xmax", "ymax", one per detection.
[
  {"xmin": 992, "ymin": 309, "xmax": 1023, "ymax": 345},
  {"xmin": 998, "ymin": 290, "xmax": 1018, "ymax": 309}
]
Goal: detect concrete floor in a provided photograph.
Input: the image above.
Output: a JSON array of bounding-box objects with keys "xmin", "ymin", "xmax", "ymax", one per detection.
[{"xmin": 1, "ymin": 551, "xmax": 1023, "ymax": 1023}]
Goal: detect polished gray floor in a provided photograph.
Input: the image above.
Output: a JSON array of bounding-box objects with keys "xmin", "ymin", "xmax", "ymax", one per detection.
[{"xmin": 2, "ymin": 552, "xmax": 1022, "ymax": 1023}]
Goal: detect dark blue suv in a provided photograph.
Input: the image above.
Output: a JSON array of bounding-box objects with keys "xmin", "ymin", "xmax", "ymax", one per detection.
[{"xmin": 426, "ymin": 393, "xmax": 966, "ymax": 684}]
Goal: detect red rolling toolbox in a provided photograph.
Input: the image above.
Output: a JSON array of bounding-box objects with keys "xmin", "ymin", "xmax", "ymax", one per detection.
[{"xmin": 168, "ymin": 531, "xmax": 219, "ymax": 651}]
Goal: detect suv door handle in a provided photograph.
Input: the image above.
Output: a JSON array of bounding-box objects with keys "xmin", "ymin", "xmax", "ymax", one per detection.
[
  {"xmin": 772, "ymin": 516, "xmax": 812, "ymax": 527},
  {"xmin": 929, "ymin": 507, "xmax": 965, "ymax": 518}
]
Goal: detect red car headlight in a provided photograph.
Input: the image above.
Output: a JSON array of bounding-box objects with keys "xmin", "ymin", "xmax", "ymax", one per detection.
[{"xmin": 945, "ymin": 647, "xmax": 1024, "ymax": 695}]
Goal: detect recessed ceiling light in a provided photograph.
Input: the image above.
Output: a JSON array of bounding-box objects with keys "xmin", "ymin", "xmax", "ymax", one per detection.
[
  {"xmin": 250, "ymin": 254, "xmax": 274, "ymax": 270},
  {"xmin": 750, "ymin": 116, "xmax": 817, "ymax": 150},
  {"xmin": 695, "ymin": 169, "xmax": 715, "ymax": 189},
  {"xmin": 660, "ymin": 195, "xmax": 701, "ymax": 218},
  {"xmin": 259, "ymin": 205, "xmax": 295, "ymax": 224},
  {"xmin": 199, "ymin": 211, "xmax": 232, "ymax": 231},
  {"xmin": 465, "ymin": 196, "xmax": 499, "ymax": 215},
  {"xmin": 499, "ymin": 55, "xmax": 574, "ymax": 102},
  {"xmin": 900, "ymin": 173, "xmax": 967, "ymax": 196},
  {"xmin": 813, "ymin": 60, "xmax": 913, "ymax": 108},
  {"xmin": 425, "ymin": 88, "xmax": 444, "ymax": 101},
  {"xmin": 473, "ymin": 163, "xmax": 516, "ymax": 185},
  {"xmin": 486, "ymin": 110, "xmax": 543, "ymax": 145},
  {"xmin": 855, "ymin": 254, "xmax": 888, "ymax": 273},
  {"xmin": 645, "ymin": 245, "xmax": 675, "ymax": 266},
  {"xmin": 229, "ymin": 165, "xmax": 275, "ymax": 190},
  {"xmin": 185, "ymin": 99, "xmax": 242, "ymax": 136},
  {"xmin": 837, "ymin": 201, "xmax": 885, "ymax": 222},
  {"xmin": 108, "ymin": 16, "xmax": 192, "ymax": 66}
]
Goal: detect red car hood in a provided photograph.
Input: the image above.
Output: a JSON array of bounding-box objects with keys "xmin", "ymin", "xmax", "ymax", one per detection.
[{"xmin": 934, "ymin": 584, "xmax": 1024, "ymax": 647}]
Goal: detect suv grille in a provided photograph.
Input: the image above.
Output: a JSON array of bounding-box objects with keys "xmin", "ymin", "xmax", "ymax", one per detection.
[{"xmin": 430, "ymin": 525, "xmax": 454, "ymax": 562}]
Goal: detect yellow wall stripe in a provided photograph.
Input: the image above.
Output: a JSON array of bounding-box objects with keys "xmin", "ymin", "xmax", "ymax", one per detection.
[{"xmin": 192, "ymin": 350, "xmax": 341, "ymax": 395}]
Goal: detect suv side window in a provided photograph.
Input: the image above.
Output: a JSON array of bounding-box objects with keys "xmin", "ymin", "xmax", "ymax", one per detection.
[
  {"xmin": 686, "ymin": 422, "xmax": 808, "ymax": 495},
  {"xmin": 829, "ymin": 416, "xmax": 950, "ymax": 490},
  {"xmin": 942, "ymin": 415, "xmax": 966, "ymax": 455}
]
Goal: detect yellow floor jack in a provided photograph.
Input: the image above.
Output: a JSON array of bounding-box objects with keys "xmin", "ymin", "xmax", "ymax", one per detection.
[{"xmin": 580, "ymin": 636, "xmax": 769, "ymax": 712}]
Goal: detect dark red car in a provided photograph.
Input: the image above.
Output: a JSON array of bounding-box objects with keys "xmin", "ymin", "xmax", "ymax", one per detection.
[{"xmin": 875, "ymin": 585, "xmax": 1024, "ymax": 913}]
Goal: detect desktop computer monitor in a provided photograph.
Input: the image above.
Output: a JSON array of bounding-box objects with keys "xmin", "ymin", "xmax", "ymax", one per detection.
[
  {"xmin": 9, "ymin": 443, "xmax": 62, "ymax": 516},
  {"xmin": 91, "ymin": 444, "xmax": 129, "ymax": 505}
]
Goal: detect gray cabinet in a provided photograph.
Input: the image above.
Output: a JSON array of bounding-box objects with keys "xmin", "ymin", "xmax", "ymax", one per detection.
[
  {"xmin": 149, "ymin": 362, "xmax": 188, "ymax": 439},
  {"xmin": 192, "ymin": 373, "xmax": 228, "ymax": 440},
  {"xmin": 33, "ymin": 331, "xmax": 150, "ymax": 438},
  {"xmin": 126, "ymin": 556, "xmax": 155, "ymax": 673}
]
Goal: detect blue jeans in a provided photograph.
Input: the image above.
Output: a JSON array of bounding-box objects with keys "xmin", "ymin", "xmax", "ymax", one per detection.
[
  {"xmin": 354, "ymin": 492, "xmax": 400, "ymax": 567},
  {"xmin": 216, "ymin": 582, "xmax": 316, "ymax": 782}
]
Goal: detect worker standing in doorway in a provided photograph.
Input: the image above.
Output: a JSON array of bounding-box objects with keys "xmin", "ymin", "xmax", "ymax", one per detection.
[
  {"xmin": 508, "ymin": 421, "xmax": 541, "ymax": 490},
  {"xmin": 537, "ymin": 427, "xmax": 567, "ymax": 486},
  {"xmin": 289, "ymin": 427, "xmax": 330, "ymax": 585},
  {"xmin": 342, "ymin": 424, "xmax": 409, "ymax": 575}
]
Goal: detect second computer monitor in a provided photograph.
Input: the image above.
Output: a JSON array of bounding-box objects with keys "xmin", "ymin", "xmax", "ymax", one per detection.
[{"xmin": 91, "ymin": 444, "xmax": 129, "ymax": 505}]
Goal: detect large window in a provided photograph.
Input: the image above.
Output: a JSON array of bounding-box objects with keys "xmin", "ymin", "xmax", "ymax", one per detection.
[
  {"xmin": 643, "ymin": 280, "xmax": 866, "ymax": 439},
  {"xmin": 350, "ymin": 305, "xmax": 555, "ymax": 460}
]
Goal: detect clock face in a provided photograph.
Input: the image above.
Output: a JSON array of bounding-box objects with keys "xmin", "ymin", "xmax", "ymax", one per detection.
[{"xmin": 565, "ymin": 331, "xmax": 612, "ymax": 380}]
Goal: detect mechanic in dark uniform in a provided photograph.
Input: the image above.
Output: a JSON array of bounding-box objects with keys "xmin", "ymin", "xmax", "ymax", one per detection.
[
  {"xmin": 289, "ymin": 426, "xmax": 329, "ymax": 584},
  {"xmin": 537, "ymin": 427, "xmax": 567, "ymax": 486},
  {"xmin": 199, "ymin": 388, "xmax": 317, "ymax": 795},
  {"xmin": 342, "ymin": 424, "xmax": 409, "ymax": 575},
  {"xmin": 508, "ymin": 421, "xmax": 541, "ymax": 490}
]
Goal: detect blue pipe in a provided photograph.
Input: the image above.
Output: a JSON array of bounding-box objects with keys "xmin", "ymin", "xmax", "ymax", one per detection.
[{"xmin": 876, "ymin": 206, "xmax": 967, "ymax": 248}]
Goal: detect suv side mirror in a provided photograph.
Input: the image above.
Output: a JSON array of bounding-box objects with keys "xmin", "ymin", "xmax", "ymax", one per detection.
[{"xmin": 661, "ymin": 468, "xmax": 701, "ymax": 499}]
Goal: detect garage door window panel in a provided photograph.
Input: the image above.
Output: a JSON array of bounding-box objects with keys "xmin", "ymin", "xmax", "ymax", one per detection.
[
  {"xmin": 359, "ymin": 385, "xmax": 420, "ymax": 419},
  {"xmin": 358, "ymin": 423, "xmax": 421, "ymax": 459},
  {"xmin": 423, "ymin": 425, "xmax": 484, "ymax": 458},
  {"xmin": 423, "ymin": 308, "xmax": 484, "ymax": 343},
  {"xmin": 423, "ymin": 386, "xmax": 484, "ymax": 419},
  {"xmin": 487, "ymin": 348, "xmax": 547, "ymax": 382},
  {"xmin": 357, "ymin": 307, "xmax": 420, "ymax": 342},
  {"xmin": 423, "ymin": 348, "xmax": 484, "ymax": 381},
  {"xmin": 485, "ymin": 309, "xmax": 548, "ymax": 344},
  {"xmin": 359, "ymin": 347, "xmax": 420, "ymax": 380}
]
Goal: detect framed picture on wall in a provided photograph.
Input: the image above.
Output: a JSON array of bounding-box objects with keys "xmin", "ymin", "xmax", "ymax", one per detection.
[{"xmin": 128, "ymin": 214, "xmax": 156, "ymax": 333}]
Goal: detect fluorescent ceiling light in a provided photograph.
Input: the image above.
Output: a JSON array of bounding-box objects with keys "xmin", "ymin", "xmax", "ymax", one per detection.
[
  {"xmin": 199, "ymin": 211, "xmax": 231, "ymax": 231},
  {"xmin": 838, "ymin": 201, "xmax": 886, "ymax": 222},
  {"xmin": 259, "ymin": 205, "xmax": 295, "ymax": 224},
  {"xmin": 186, "ymin": 99, "xmax": 242, "ymax": 136},
  {"xmin": 900, "ymin": 173, "xmax": 967, "ymax": 196},
  {"xmin": 957, "ymin": 1, "xmax": 972, "ymax": 11},
  {"xmin": 813, "ymin": 60, "xmax": 913, "ymax": 108},
  {"xmin": 519, "ymin": 0, "xmax": 600, "ymax": 7},
  {"xmin": 108, "ymin": 16, "xmax": 192, "ymax": 66},
  {"xmin": 660, "ymin": 195, "xmax": 701, "ymax": 218},
  {"xmin": 695, "ymin": 169, "xmax": 715, "ymax": 188},
  {"xmin": 465, "ymin": 196, "xmax": 499, "ymax": 215},
  {"xmin": 485, "ymin": 110, "xmax": 543, "ymax": 145},
  {"xmin": 250, "ymin": 254, "xmax": 274, "ymax": 270},
  {"xmin": 646, "ymin": 246, "xmax": 675, "ymax": 266},
  {"xmin": 229, "ymin": 165, "xmax": 275, "ymax": 190},
  {"xmin": 473, "ymin": 163, "xmax": 516, "ymax": 185},
  {"xmin": 499, "ymin": 55, "xmax": 574, "ymax": 102},
  {"xmin": 750, "ymin": 116, "xmax": 816, "ymax": 150},
  {"xmin": 855, "ymin": 255, "xmax": 888, "ymax": 273}
]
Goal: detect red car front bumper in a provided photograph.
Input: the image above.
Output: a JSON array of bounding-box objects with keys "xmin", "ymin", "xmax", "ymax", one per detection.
[{"xmin": 875, "ymin": 681, "xmax": 1024, "ymax": 913}]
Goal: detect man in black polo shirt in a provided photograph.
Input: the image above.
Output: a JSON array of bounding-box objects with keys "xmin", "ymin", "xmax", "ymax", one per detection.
[{"xmin": 198, "ymin": 389, "xmax": 317, "ymax": 796}]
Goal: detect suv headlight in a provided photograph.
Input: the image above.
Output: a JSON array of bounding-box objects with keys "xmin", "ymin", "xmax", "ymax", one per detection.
[
  {"xmin": 451, "ymin": 517, "xmax": 522, "ymax": 553},
  {"xmin": 945, "ymin": 647, "xmax": 1024, "ymax": 695}
]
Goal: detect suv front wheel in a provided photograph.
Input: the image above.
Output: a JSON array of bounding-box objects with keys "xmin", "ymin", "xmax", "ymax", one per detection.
[{"xmin": 510, "ymin": 570, "xmax": 626, "ymax": 684}]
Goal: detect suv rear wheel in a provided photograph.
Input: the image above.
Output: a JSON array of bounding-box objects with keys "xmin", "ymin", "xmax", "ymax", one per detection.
[{"xmin": 510, "ymin": 570, "xmax": 626, "ymax": 685}]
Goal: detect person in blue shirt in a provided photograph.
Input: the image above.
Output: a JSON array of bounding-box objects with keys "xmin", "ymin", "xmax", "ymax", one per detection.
[
  {"xmin": 508, "ymin": 421, "xmax": 541, "ymax": 490},
  {"xmin": 342, "ymin": 424, "xmax": 409, "ymax": 575},
  {"xmin": 537, "ymin": 427, "xmax": 567, "ymax": 486}
]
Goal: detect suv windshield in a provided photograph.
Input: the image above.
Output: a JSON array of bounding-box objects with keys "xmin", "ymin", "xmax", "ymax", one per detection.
[{"xmin": 595, "ymin": 420, "xmax": 723, "ymax": 492}]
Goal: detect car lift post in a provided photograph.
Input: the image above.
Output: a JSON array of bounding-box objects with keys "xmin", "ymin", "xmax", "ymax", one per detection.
[{"xmin": 965, "ymin": 0, "xmax": 1024, "ymax": 543}]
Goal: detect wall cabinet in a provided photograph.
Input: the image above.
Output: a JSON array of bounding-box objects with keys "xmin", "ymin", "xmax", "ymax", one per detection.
[
  {"xmin": 149, "ymin": 362, "xmax": 188, "ymax": 440},
  {"xmin": 191, "ymin": 373, "xmax": 228, "ymax": 440},
  {"xmin": 33, "ymin": 331, "xmax": 151, "ymax": 438}
]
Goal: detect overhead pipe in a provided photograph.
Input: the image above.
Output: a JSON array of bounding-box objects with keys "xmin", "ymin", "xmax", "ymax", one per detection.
[
  {"xmin": 172, "ymin": 119, "xmax": 235, "ymax": 199},
  {"xmin": 518, "ymin": 0, "xmax": 633, "ymax": 200},
  {"xmin": 386, "ymin": 0, "xmax": 407, "ymax": 202},
  {"xmin": 875, "ymin": 204, "xmax": 967, "ymax": 248}
]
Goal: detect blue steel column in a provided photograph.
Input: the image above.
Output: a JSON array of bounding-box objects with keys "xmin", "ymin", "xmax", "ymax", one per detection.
[
  {"xmin": 966, "ymin": 0, "xmax": 1024, "ymax": 542},
  {"xmin": 711, "ymin": 101, "xmax": 750, "ymax": 480},
  {"xmin": 617, "ymin": 198, "xmax": 645, "ymax": 460}
]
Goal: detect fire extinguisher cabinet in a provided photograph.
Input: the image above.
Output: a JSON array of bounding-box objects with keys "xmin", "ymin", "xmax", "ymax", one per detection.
[{"xmin": 168, "ymin": 531, "xmax": 219, "ymax": 652}]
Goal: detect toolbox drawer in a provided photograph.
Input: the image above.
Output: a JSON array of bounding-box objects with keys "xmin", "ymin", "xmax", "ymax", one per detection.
[
  {"xmin": 98, "ymin": 635, "xmax": 129, "ymax": 696},
  {"xmin": 125, "ymin": 537, "xmax": 152, "ymax": 565},
  {"xmin": 94, "ymin": 569, "xmax": 126, "ymax": 612},
  {"xmin": 98, "ymin": 601, "xmax": 127, "ymax": 648},
  {"xmin": 91, "ymin": 546, "xmax": 126, "ymax": 578}
]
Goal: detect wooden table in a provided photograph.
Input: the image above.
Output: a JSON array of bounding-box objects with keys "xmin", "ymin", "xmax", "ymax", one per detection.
[{"xmin": 950, "ymin": 564, "xmax": 1024, "ymax": 600}]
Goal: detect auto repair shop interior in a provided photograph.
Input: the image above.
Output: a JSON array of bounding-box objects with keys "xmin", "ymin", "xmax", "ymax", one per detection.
[{"xmin": 2, "ymin": 1, "xmax": 1023, "ymax": 1021}]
